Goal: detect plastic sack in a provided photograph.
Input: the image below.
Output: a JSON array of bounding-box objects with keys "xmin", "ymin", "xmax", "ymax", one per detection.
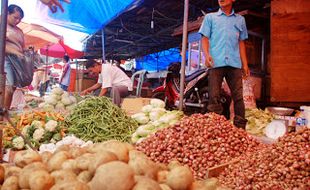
[{"xmin": 7, "ymin": 51, "xmax": 34, "ymax": 88}]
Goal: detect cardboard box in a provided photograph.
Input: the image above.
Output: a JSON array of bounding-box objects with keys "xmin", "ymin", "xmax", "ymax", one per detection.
[{"xmin": 121, "ymin": 98, "xmax": 151, "ymax": 115}]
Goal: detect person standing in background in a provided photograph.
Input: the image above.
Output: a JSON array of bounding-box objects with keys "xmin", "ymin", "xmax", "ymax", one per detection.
[
  {"xmin": 59, "ymin": 55, "xmax": 71, "ymax": 91},
  {"xmin": 199, "ymin": 0, "xmax": 250, "ymax": 128}
]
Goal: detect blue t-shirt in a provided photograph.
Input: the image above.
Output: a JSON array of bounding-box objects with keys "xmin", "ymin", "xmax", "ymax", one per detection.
[{"xmin": 199, "ymin": 9, "xmax": 248, "ymax": 69}]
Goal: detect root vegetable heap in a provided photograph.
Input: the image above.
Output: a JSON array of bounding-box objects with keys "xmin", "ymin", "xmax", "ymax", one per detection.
[
  {"xmin": 136, "ymin": 113, "xmax": 261, "ymax": 179},
  {"xmin": 219, "ymin": 128, "xmax": 310, "ymax": 190}
]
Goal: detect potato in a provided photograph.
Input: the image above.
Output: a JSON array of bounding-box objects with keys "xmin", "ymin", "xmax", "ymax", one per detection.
[
  {"xmin": 29, "ymin": 170, "xmax": 54, "ymax": 190},
  {"xmin": 61, "ymin": 159, "xmax": 80, "ymax": 174},
  {"xmin": 167, "ymin": 160, "xmax": 182, "ymax": 170},
  {"xmin": 0, "ymin": 164, "xmax": 4, "ymax": 184},
  {"xmin": 51, "ymin": 180, "xmax": 90, "ymax": 190},
  {"xmin": 190, "ymin": 180, "xmax": 206, "ymax": 190},
  {"xmin": 128, "ymin": 150, "xmax": 159, "ymax": 180},
  {"xmin": 160, "ymin": 184, "xmax": 173, "ymax": 190},
  {"xmin": 89, "ymin": 161, "xmax": 135, "ymax": 190},
  {"xmin": 2, "ymin": 175, "xmax": 19, "ymax": 190},
  {"xmin": 48, "ymin": 151, "xmax": 71, "ymax": 171},
  {"xmin": 14, "ymin": 150, "xmax": 41, "ymax": 168},
  {"xmin": 54, "ymin": 144, "xmax": 71, "ymax": 153},
  {"xmin": 41, "ymin": 151, "xmax": 53, "ymax": 164},
  {"xmin": 157, "ymin": 170, "xmax": 169, "ymax": 184},
  {"xmin": 77, "ymin": 171, "xmax": 93, "ymax": 183},
  {"xmin": 166, "ymin": 166, "xmax": 194, "ymax": 190},
  {"xmin": 133, "ymin": 176, "xmax": 161, "ymax": 190},
  {"xmin": 51, "ymin": 169, "xmax": 77, "ymax": 184},
  {"xmin": 204, "ymin": 178, "xmax": 219, "ymax": 190},
  {"xmin": 4, "ymin": 166, "xmax": 21, "ymax": 180},
  {"xmin": 19, "ymin": 162, "xmax": 48, "ymax": 189},
  {"xmin": 88, "ymin": 151, "xmax": 118, "ymax": 174},
  {"xmin": 75, "ymin": 153, "xmax": 95, "ymax": 170},
  {"xmin": 68, "ymin": 147, "xmax": 87, "ymax": 158},
  {"xmin": 88, "ymin": 140, "xmax": 130, "ymax": 162}
]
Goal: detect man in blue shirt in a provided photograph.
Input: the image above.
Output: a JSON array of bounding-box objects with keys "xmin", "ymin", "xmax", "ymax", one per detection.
[{"xmin": 199, "ymin": 0, "xmax": 249, "ymax": 128}]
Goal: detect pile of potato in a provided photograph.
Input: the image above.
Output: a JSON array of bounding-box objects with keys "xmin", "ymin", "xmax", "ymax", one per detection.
[{"xmin": 0, "ymin": 140, "xmax": 228, "ymax": 190}]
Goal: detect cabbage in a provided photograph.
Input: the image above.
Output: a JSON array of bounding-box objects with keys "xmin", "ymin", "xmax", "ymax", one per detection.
[
  {"xmin": 150, "ymin": 98, "xmax": 165, "ymax": 108},
  {"xmin": 43, "ymin": 104, "xmax": 54, "ymax": 112},
  {"xmin": 131, "ymin": 132, "xmax": 140, "ymax": 144},
  {"xmin": 66, "ymin": 104, "xmax": 76, "ymax": 111},
  {"xmin": 44, "ymin": 95, "xmax": 58, "ymax": 105},
  {"xmin": 149, "ymin": 108, "xmax": 166, "ymax": 121},
  {"xmin": 61, "ymin": 97, "xmax": 72, "ymax": 106},
  {"xmin": 55, "ymin": 102, "xmax": 65, "ymax": 110},
  {"xmin": 51, "ymin": 87, "xmax": 64, "ymax": 95},
  {"xmin": 131, "ymin": 113, "xmax": 149, "ymax": 124},
  {"xmin": 136, "ymin": 126, "xmax": 152, "ymax": 137},
  {"xmin": 141, "ymin": 105, "xmax": 153, "ymax": 113},
  {"xmin": 159, "ymin": 111, "xmax": 183, "ymax": 124},
  {"xmin": 69, "ymin": 96, "xmax": 77, "ymax": 104},
  {"xmin": 61, "ymin": 91, "xmax": 70, "ymax": 99}
]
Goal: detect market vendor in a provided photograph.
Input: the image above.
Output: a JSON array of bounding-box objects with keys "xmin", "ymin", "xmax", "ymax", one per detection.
[
  {"xmin": 99, "ymin": 62, "xmax": 132, "ymax": 106},
  {"xmin": 81, "ymin": 60, "xmax": 102, "ymax": 96},
  {"xmin": 82, "ymin": 60, "xmax": 132, "ymax": 106}
]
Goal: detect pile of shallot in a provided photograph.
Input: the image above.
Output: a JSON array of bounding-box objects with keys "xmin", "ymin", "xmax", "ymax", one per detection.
[
  {"xmin": 136, "ymin": 113, "xmax": 261, "ymax": 179},
  {"xmin": 218, "ymin": 128, "xmax": 310, "ymax": 189}
]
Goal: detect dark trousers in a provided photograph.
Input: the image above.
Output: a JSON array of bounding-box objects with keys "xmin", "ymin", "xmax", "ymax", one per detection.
[
  {"xmin": 207, "ymin": 66, "xmax": 247, "ymax": 128},
  {"xmin": 111, "ymin": 86, "xmax": 129, "ymax": 107}
]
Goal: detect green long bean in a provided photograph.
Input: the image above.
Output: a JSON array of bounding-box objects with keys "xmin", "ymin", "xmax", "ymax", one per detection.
[{"xmin": 65, "ymin": 96, "xmax": 138, "ymax": 142}]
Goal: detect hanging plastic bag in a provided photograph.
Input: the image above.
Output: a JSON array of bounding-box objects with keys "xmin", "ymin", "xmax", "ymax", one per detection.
[{"xmin": 7, "ymin": 50, "xmax": 34, "ymax": 88}]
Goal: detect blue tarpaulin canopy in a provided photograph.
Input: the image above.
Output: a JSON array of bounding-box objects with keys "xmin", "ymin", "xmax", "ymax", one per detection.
[
  {"xmin": 1, "ymin": 0, "xmax": 141, "ymax": 34},
  {"xmin": 135, "ymin": 48, "xmax": 182, "ymax": 72},
  {"xmin": 44, "ymin": 0, "xmax": 142, "ymax": 34}
]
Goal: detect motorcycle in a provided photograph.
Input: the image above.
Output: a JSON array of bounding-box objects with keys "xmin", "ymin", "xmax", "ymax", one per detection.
[{"xmin": 152, "ymin": 62, "xmax": 231, "ymax": 117}]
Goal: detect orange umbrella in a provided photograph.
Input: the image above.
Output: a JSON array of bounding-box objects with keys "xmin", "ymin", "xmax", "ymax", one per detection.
[{"xmin": 18, "ymin": 22, "xmax": 62, "ymax": 49}]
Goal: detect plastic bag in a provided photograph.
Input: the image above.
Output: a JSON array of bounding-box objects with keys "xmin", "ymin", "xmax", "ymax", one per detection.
[{"xmin": 7, "ymin": 51, "xmax": 34, "ymax": 88}]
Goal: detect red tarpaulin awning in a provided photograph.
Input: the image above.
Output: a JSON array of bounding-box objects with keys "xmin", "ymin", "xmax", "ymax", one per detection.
[{"xmin": 39, "ymin": 40, "xmax": 84, "ymax": 59}]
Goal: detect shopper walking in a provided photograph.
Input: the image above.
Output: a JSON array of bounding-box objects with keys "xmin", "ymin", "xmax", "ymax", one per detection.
[{"xmin": 199, "ymin": 0, "xmax": 250, "ymax": 128}]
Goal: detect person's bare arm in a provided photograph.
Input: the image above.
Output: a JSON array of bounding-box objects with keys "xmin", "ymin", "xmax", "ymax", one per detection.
[
  {"xmin": 81, "ymin": 83, "xmax": 101, "ymax": 95},
  {"xmin": 239, "ymin": 40, "xmax": 250, "ymax": 78},
  {"xmin": 201, "ymin": 37, "xmax": 213, "ymax": 68},
  {"xmin": 99, "ymin": 88, "xmax": 108, "ymax": 97},
  {"xmin": 39, "ymin": 0, "xmax": 70, "ymax": 13}
]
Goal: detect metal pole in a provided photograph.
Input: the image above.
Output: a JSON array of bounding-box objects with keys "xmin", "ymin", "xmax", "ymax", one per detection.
[
  {"xmin": 0, "ymin": 0, "xmax": 8, "ymax": 163},
  {"xmin": 75, "ymin": 59, "xmax": 79, "ymax": 93},
  {"xmin": 101, "ymin": 28, "xmax": 105, "ymax": 62},
  {"xmin": 179, "ymin": 0, "xmax": 189, "ymax": 111}
]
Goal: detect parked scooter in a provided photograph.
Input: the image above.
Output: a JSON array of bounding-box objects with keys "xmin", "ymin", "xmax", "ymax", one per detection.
[{"xmin": 152, "ymin": 62, "xmax": 231, "ymax": 117}]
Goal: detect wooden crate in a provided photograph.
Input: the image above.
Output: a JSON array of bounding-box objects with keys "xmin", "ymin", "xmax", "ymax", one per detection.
[{"xmin": 206, "ymin": 159, "xmax": 239, "ymax": 178}]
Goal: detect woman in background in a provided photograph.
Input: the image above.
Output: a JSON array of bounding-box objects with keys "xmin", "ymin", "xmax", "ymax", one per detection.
[{"xmin": 4, "ymin": 4, "xmax": 25, "ymax": 109}]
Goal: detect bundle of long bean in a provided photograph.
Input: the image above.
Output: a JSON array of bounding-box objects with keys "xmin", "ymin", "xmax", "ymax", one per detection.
[{"xmin": 65, "ymin": 96, "xmax": 138, "ymax": 142}]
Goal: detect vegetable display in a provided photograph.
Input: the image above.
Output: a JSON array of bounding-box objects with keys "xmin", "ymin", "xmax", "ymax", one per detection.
[
  {"xmin": 245, "ymin": 108, "xmax": 275, "ymax": 136},
  {"xmin": 218, "ymin": 128, "xmax": 310, "ymax": 189},
  {"xmin": 3, "ymin": 111, "xmax": 66, "ymax": 150},
  {"xmin": 136, "ymin": 113, "xmax": 261, "ymax": 179},
  {"xmin": 131, "ymin": 99, "xmax": 183, "ymax": 144},
  {"xmin": 65, "ymin": 96, "xmax": 138, "ymax": 142},
  {"xmin": 38, "ymin": 87, "xmax": 77, "ymax": 111},
  {"xmin": 0, "ymin": 140, "xmax": 226, "ymax": 190}
]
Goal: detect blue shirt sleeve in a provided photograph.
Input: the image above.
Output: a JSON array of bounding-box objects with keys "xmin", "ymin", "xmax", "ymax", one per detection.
[
  {"xmin": 239, "ymin": 16, "xmax": 248, "ymax": 41},
  {"xmin": 198, "ymin": 14, "xmax": 212, "ymax": 38}
]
